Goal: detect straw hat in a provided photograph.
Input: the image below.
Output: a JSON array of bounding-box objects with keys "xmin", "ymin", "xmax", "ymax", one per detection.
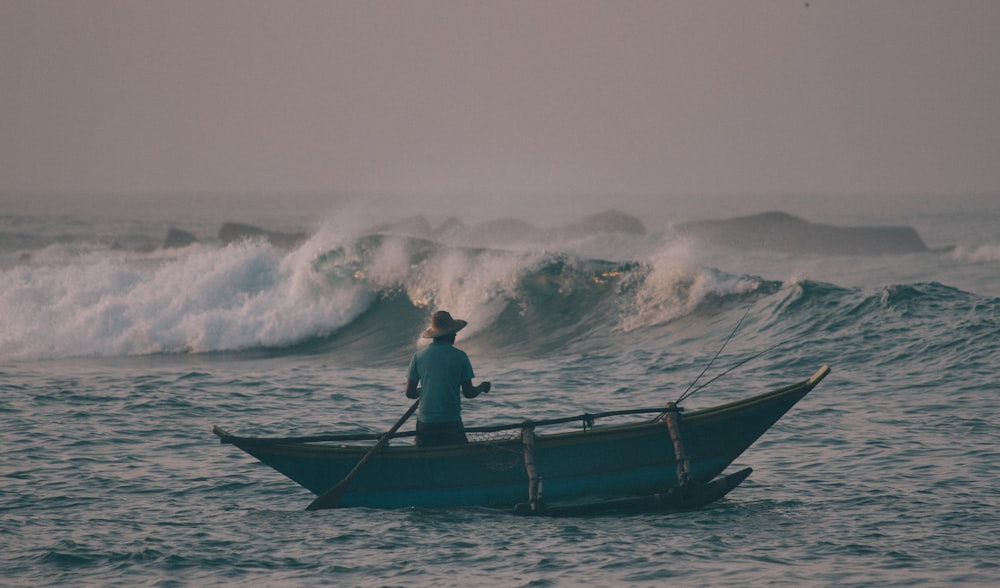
[{"xmin": 422, "ymin": 310, "xmax": 468, "ymax": 338}]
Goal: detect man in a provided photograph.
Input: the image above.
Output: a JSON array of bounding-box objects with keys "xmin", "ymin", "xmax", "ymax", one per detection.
[{"xmin": 405, "ymin": 310, "xmax": 491, "ymax": 447}]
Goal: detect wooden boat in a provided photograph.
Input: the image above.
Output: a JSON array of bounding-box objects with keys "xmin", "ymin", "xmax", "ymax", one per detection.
[{"xmin": 213, "ymin": 365, "xmax": 830, "ymax": 514}]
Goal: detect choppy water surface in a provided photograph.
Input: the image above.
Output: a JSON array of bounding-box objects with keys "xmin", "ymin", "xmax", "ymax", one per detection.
[{"xmin": 2, "ymin": 195, "xmax": 998, "ymax": 586}]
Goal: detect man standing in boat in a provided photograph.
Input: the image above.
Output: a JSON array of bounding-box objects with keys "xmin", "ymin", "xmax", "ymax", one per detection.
[{"xmin": 406, "ymin": 310, "xmax": 491, "ymax": 446}]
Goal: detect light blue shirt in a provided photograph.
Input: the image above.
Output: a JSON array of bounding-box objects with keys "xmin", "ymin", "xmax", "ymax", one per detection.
[{"xmin": 407, "ymin": 341, "xmax": 475, "ymax": 424}]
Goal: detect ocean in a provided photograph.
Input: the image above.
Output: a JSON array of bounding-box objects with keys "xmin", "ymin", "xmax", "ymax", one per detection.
[{"xmin": 1, "ymin": 193, "xmax": 998, "ymax": 587}]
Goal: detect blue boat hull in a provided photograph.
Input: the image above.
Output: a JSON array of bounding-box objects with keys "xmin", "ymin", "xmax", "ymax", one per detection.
[{"xmin": 215, "ymin": 366, "xmax": 830, "ymax": 510}]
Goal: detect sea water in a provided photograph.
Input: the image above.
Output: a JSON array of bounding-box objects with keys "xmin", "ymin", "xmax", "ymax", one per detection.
[{"xmin": 1, "ymin": 194, "xmax": 998, "ymax": 587}]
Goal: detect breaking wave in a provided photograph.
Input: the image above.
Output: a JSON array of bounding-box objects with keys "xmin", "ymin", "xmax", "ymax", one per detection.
[
  {"xmin": 4, "ymin": 219, "xmax": 996, "ymax": 364},
  {"xmin": 1, "ymin": 229, "xmax": 771, "ymax": 360}
]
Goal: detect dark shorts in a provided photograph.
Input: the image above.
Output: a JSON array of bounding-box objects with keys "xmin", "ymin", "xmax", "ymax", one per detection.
[{"xmin": 415, "ymin": 420, "xmax": 468, "ymax": 447}]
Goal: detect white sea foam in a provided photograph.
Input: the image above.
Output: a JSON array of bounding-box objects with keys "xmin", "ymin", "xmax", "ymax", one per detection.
[
  {"xmin": 619, "ymin": 242, "xmax": 760, "ymax": 332},
  {"xmin": 0, "ymin": 239, "xmax": 372, "ymax": 359}
]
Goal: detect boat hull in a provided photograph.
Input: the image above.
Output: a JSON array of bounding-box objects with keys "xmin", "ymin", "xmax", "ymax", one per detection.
[{"xmin": 215, "ymin": 366, "xmax": 829, "ymax": 510}]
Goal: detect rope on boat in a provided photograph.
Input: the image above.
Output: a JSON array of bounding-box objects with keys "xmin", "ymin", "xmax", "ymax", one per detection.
[
  {"xmin": 654, "ymin": 332, "xmax": 811, "ymax": 423},
  {"xmin": 521, "ymin": 424, "xmax": 543, "ymax": 512},
  {"xmin": 661, "ymin": 403, "xmax": 691, "ymax": 485},
  {"xmin": 675, "ymin": 334, "xmax": 810, "ymax": 405},
  {"xmin": 676, "ymin": 294, "xmax": 758, "ymax": 405}
]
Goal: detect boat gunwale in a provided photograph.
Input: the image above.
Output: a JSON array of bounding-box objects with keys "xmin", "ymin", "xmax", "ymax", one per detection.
[{"xmin": 214, "ymin": 365, "xmax": 830, "ymax": 456}]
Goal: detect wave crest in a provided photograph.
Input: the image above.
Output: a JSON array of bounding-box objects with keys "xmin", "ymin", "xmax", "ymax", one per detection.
[{"xmin": 8, "ymin": 232, "xmax": 940, "ymax": 361}]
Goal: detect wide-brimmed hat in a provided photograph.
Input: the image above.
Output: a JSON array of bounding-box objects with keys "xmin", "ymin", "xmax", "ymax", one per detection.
[{"xmin": 422, "ymin": 310, "xmax": 468, "ymax": 338}]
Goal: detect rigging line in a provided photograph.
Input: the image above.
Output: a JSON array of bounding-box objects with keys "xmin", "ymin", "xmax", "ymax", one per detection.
[
  {"xmin": 674, "ymin": 331, "xmax": 809, "ymax": 405},
  {"xmin": 675, "ymin": 293, "xmax": 758, "ymax": 405}
]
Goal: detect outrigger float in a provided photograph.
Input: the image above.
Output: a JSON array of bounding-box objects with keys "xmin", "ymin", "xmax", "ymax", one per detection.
[{"xmin": 212, "ymin": 365, "xmax": 830, "ymax": 515}]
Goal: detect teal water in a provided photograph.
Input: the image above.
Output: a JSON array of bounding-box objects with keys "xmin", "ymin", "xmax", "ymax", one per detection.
[{"xmin": 1, "ymin": 195, "xmax": 999, "ymax": 586}]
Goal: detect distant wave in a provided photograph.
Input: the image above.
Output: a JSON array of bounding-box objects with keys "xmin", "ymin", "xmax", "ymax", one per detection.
[
  {"xmin": 3, "ymin": 228, "xmax": 996, "ymax": 362},
  {"xmin": 951, "ymin": 243, "xmax": 1000, "ymax": 263}
]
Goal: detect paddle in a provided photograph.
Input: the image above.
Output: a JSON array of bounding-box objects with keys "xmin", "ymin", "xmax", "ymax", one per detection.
[{"xmin": 305, "ymin": 398, "xmax": 420, "ymax": 511}]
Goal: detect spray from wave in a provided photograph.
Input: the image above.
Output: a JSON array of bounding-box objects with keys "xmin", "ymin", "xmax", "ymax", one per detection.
[{"xmin": 951, "ymin": 243, "xmax": 1000, "ymax": 263}]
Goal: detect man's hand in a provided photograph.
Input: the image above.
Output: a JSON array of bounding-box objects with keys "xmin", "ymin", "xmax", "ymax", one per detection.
[{"xmin": 462, "ymin": 380, "xmax": 490, "ymax": 398}]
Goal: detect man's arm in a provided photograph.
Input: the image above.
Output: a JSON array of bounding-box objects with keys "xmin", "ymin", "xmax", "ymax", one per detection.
[
  {"xmin": 405, "ymin": 378, "xmax": 420, "ymax": 399},
  {"xmin": 461, "ymin": 380, "xmax": 491, "ymax": 399}
]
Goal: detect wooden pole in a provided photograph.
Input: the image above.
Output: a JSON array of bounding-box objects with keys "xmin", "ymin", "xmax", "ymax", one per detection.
[
  {"xmin": 522, "ymin": 424, "xmax": 542, "ymax": 511},
  {"xmin": 663, "ymin": 402, "xmax": 691, "ymax": 485}
]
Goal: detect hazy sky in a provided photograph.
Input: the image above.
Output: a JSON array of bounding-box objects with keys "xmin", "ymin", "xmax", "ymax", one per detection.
[{"xmin": 2, "ymin": 1, "xmax": 999, "ymax": 200}]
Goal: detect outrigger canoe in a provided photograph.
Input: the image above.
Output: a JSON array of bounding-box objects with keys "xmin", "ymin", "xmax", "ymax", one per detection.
[{"xmin": 213, "ymin": 365, "xmax": 830, "ymax": 514}]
